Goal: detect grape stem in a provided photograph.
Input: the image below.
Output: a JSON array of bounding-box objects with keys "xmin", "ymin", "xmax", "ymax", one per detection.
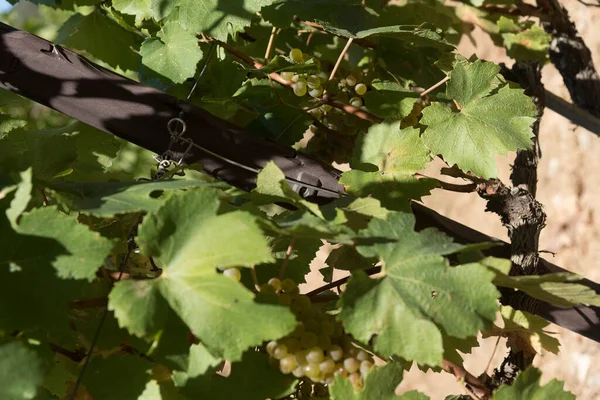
[
  {"xmin": 420, "ymin": 76, "xmax": 450, "ymax": 97},
  {"xmin": 264, "ymin": 26, "xmax": 278, "ymax": 62},
  {"xmin": 279, "ymin": 235, "xmax": 296, "ymax": 280},
  {"xmin": 209, "ymin": 37, "xmax": 382, "ymax": 124},
  {"xmin": 324, "ymin": 37, "xmax": 354, "ymax": 96}
]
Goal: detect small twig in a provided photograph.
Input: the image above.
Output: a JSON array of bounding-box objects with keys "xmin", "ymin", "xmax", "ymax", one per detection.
[
  {"xmin": 420, "ymin": 76, "xmax": 450, "ymax": 97},
  {"xmin": 279, "ymin": 236, "xmax": 296, "ymax": 280},
  {"xmin": 306, "ymin": 265, "xmax": 381, "ymax": 297},
  {"xmin": 442, "ymin": 359, "xmax": 491, "ymax": 399},
  {"xmin": 264, "ymin": 26, "xmax": 277, "ymax": 62},
  {"xmin": 440, "ymin": 167, "xmax": 486, "ymax": 184},
  {"xmin": 250, "ymin": 267, "xmax": 260, "ymax": 291},
  {"xmin": 40, "ymin": 188, "xmax": 49, "ymax": 206},
  {"xmin": 325, "ymin": 37, "xmax": 354, "ymax": 96},
  {"xmin": 485, "ymin": 336, "xmax": 502, "ymax": 375}
]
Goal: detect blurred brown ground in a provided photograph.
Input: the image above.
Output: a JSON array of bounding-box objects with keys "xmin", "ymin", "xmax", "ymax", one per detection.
[{"xmin": 302, "ymin": 1, "xmax": 600, "ymax": 398}]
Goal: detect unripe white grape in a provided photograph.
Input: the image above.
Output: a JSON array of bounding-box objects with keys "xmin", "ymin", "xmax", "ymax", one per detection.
[
  {"xmin": 300, "ymin": 332, "xmax": 318, "ymax": 348},
  {"xmin": 320, "ymin": 321, "xmax": 334, "ymax": 336},
  {"xmin": 328, "ymin": 345, "xmax": 344, "ymax": 362},
  {"xmin": 273, "ymin": 344, "xmax": 288, "ymax": 360},
  {"xmin": 291, "ymin": 74, "xmax": 301, "ymax": 83},
  {"xmin": 281, "ymin": 278, "xmax": 297, "ymax": 293},
  {"xmin": 349, "ymin": 372, "xmax": 362, "ymax": 388},
  {"xmin": 347, "ymin": 346, "xmax": 359, "ymax": 357},
  {"xmin": 268, "ymin": 277, "xmax": 281, "ymax": 292},
  {"xmin": 306, "ymin": 347, "xmax": 325, "ymax": 364},
  {"xmin": 266, "ymin": 340, "xmax": 277, "ymax": 355},
  {"xmin": 281, "ymin": 71, "xmax": 295, "ymax": 81},
  {"xmin": 308, "ymin": 108, "xmax": 323, "ymax": 119},
  {"xmin": 324, "ymin": 374, "xmax": 334, "ymax": 384},
  {"xmin": 317, "ymin": 334, "xmax": 331, "ymax": 350},
  {"xmin": 289, "ymin": 48, "xmax": 304, "ymax": 63},
  {"xmin": 294, "ymin": 81, "xmax": 308, "ymax": 97},
  {"xmin": 317, "ymin": 71, "xmax": 329, "ymax": 84},
  {"xmin": 295, "ymin": 349, "xmax": 308, "ymax": 366},
  {"xmin": 292, "ymin": 366, "xmax": 305, "ymax": 378},
  {"xmin": 360, "ymin": 360, "xmax": 373, "ymax": 376},
  {"xmin": 223, "ymin": 268, "xmax": 241, "ymax": 282},
  {"xmin": 304, "ymin": 363, "xmax": 321, "ymax": 378},
  {"xmin": 321, "ymin": 104, "xmax": 333, "ymax": 113},
  {"xmin": 343, "ymin": 357, "xmax": 360, "ymax": 374},
  {"xmin": 307, "ymin": 75, "xmax": 321, "ymax": 89},
  {"xmin": 319, "ymin": 358, "xmax": 336, "ymax": 374},
  {"xmin": 278, "ymin": 293, "xmax": 292, "ymax": 307},
  {"xmin": 349, "ymin": 96, "xmax": 363, "ymax": 108},
  {"xmin": 345, "ymin": 75, "xmax": 357, "ymax": 87},
  {"xmin": 356, "ymin": 350, "xmax": 370, "ymax": 362},
  {"xmin": 355, "ymin": 83, "xmax": 367, "ymax": 96},
  {"xmin": 284, "ymin": 338, "xmax": 302, "ymax": 354},
  {"xmin": 280, "ymin": 355, "xmax": 297, "ymax": 374},
  {"xmin": 309, "ymin": 124, "xmax": 319, "ymax": 134},
  {"xmin": 304, "ymin": 319, "xmax": 319, "ymax": 333},
  {"xmin": 309, "ymin": 86, "xmax": 324, "ymax": 98}
]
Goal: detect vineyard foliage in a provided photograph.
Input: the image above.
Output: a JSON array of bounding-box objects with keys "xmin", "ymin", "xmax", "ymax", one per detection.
[{"xmin": 0, "ymin": 0, "xmax": 591, "ymax": 399}]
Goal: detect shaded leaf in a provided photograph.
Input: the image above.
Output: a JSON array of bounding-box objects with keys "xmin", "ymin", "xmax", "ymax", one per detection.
[
  {"xmin": 492, "ymin": 367, "xmax": 575, "ymax": 400},
  {"xmin": 0, "ymin": 341, "xmax": 45, "ymax": 400}
]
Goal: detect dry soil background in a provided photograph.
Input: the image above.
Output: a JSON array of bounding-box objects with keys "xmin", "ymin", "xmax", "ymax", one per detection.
[{"xmin": 303, "ymin": 1, "xmax": 600, "ymax": 398}]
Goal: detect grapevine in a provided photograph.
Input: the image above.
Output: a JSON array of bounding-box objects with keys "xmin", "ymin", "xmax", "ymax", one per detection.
[{"xmin": 0, "ymin": 1, "xmax": 598, "ymax": 400}]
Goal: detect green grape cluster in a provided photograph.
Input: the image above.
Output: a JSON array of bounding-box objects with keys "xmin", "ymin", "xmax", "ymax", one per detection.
[{"xmin": 262, "ymin": 277, "xmax": 374, "ymax": 392}]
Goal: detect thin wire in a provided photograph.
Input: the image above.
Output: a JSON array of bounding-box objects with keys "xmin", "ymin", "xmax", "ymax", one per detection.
[
  {"xmin": 186, "ymin": 42, "xmax": 217, "ymax": 101},
  {"xmin": 178, "ymin": 136, "xmax": 346, "ymax": 197},
  {"xmin": 69, "ymin": 239, "xmax": 134, "ymax": 400}
]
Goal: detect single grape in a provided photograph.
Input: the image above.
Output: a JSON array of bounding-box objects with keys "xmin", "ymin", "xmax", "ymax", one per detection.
[
  {"xmin": 278, "ymin": 293, "xmax": 292, "ymax": 307},
  {"xmin": 309, "ymin": 86, "xmax": 324, "ymax": 98},
  {"xmin": 307, "ymin": 75, "xmax": 321, "ymax": 89},
  {"xmin": 343, "ymin": 357, "xmax": 360, "ymax": 374},
  {"xmin": 347, "ymin": 346, "xmax": 359, "ymax": 357},
  {"xmin": 306, "ymin": 347, "xmax": 325, "ymax": 364},
  {"xmin": 317, "ymin": 334, "xmax": 331, "ymax": 350},
  {"xmin": 300, "ymin": 332, "xmax": 318, "ymax": 348},
  {"xmin": 349, "ymin": 372, "xmax": 362, "ymax": 389},
  {"xmin": 293, "ymin": 366, "xmax": 306, "ymax": 378},
  {"xmin": 328, "ymin": 345, "xmax": 344, "ymax": 362},
  {"xmin": 304, "ymin": 319, "xmax": 319, "ymax": 333},
  {"xmin": 324, "ymin": 374, "xmax": 334, "ymax": 384},
  {"xmin": 223, "ymin": 268, "xmax": 241, "ymax": 282},
  {"xmin": 292, "ymin": 322, "xmax": 306, "ymax": 338},
  {"xmin": 289, "ymin": 48, "xmax": 304, "ymax": 63},
  {"xmin": 360, "ymin": 360, "xmax": 373, "ymax": 376},
  {"xmin": 259, "ymin": 283, "xmax": 275, "ymax": 293},
  {"xmin": 308, "ymin": 108, "xmax": 323, "ymax": 120},
  {"xmin": 266, "ymin": 340, "xmax": 278, "ymax": 355},
  {"xmin": 319, "ymin": 358, "xmax": 336, "ymax": 374},
  {"xmin": 294, "ymin": 81, "xmax": 308, "ymax": 97},
  {"xmin": 281, "ymin": 71, "xmax": 295, "ymax": 81},
  {"xmin": 355, "ymin": 83, "xmax": 367, "ymax": 96},
  {"xmin": 281, "ymin": 278, "xmax": 297, "ymax": 293},
  {"xmin": 273, "ymin": 344, "xmax": 288, "ymax": 360},
  {"xmin": 268, "ymin": 277, "xmax": 282, "ymax": 292},
  {"xmin": 356, "ymin": 350, "xmax": 370, "ymax": 362},
  {"xmin": 309, "ymin": 124, "xmax": 319, "ymax": 134},
  {"xmin": 345, "ymin": 75, "xmax": 357, "ymax": 87},
  {"xmin": 320, "ymin": 320, "xmax": 334, "ymax": 336},
  {"xmin": 317, "ymin": 71, "xmax": 329, "ymax": 84},
  {"xmin": 280, "ymin": 355, "xmax": 298, "ymax": 374},
  {"xmin": 304, "ymin": 363, "xmax": 321, "ymax": 378},
  {"xmin": 292, "ymin": 74, "xmax": 301, "ymax": 83},
  {"xmin": 321, "ymin": 104, "xmax": 333, "ymax": 113},
  {"xmin": 283, "ymin": 337, "xmax": 302, "ymax": 354},
  {"xmin": 349, "ymin": 96, "xmax": 363, "ymax": 108}
]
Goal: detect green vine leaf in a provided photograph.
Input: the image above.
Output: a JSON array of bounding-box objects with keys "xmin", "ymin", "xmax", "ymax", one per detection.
[
  {"xmin": 140, "ymin": 21, "xmax": 203, "ymax": 84},
  {"xmin": 82, "ymin": 355, "xmax": 153, "ymax": 400},
  {"xmin": 480, "ymin": 257, "xmax": 600, "ymax": 307},
  {"xmin": 339, "ymin": 212, "xmax": 499, "ymax": 366},
  {"xmin": 181, "ymin": 351, "xmax": 297, "ymax": 399},
  {"xmin": 5, "ymin": 206, "xmax": 114, "ymax": 280},
  {"xmin": 363, "ymin": 80, "xmax": 419, "ymax": 119},
  {"xmin": 58, "ymin": 10, "xmax": 142, "ymax": 72},
  {"xmin": 0, "ymin": 341, "xmax": 45, "ymax": 400},
  {"xmin": 0, "ymin": 113, "xmax": 26, "ymax": 135},
  {"xmin": 492, "ymin": 367, "xmax": 575, "ymax": 400},
  {"xmin": 329, "ymin": 363, "xmax": 427, "ymax": 399},
  {"xmin": 6, "ymin": 168, "xmax": 33, "ymax": 228},
  {"xmin": 53, "ymin": 179, "xmax": 224, "ymax": 217},
  {"xmin": 497, "ymin": 17, "xmax": 551, "ymax": 62},
  {"xmin": 340, "ymin": 125, "xmax": 437, "ymax": 211},
  {"xmin": 421, "ymin": 60, "xmax": 537, "ymax": 178},
  {"xmin": 136, "ymin": 188, "xmax": 296, "ymax": 360},
  {"xmin": 175, "ymin": 0, "xmax": 276, "ymax": 41}
]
